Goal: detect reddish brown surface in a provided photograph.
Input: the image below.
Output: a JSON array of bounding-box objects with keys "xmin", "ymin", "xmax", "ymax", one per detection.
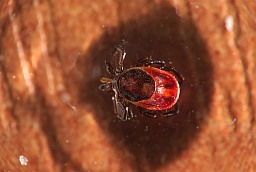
[
  {"xmin": 0, "ymin": 0, "xmax": 256, "ymax": 171},
  {"xmin": 133, "ymin": 67, "xmax": 180, "ymax": 111}
]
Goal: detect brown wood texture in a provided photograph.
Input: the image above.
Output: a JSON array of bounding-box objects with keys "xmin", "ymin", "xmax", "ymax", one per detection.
[{"xmin": 0, "ymin": 0, "xmax": 255, "ymax": 171}]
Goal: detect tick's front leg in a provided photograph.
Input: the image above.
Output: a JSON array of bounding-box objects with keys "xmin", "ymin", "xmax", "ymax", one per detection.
[
  {"xmin": 112, "ymin": 41, "xmax": 126, "ymax": 73},
  {"xmin": 112, "ymin": 97, "xmax": 133, "ymax": 121},
  {"xmin": 111, "ymin": 85, "xmax": 133, "ymax": 121},
  {"xmin": 105, "ymin": 61, "xmax": 115, "ymax": 76}
]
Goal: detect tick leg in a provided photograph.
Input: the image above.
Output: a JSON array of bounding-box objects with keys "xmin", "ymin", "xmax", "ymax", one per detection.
[
  {"xmin": 113, "ymin": 98, "xmax": 133, "ymax": 121},
  {"xmin": 163, "ymin": 66, "xmax": 184, "ymax": 85},
  {"xmin": 112, "ymin": 88, "xmax": 133, "ymax": 121},
  {"xmin": 112, "ymin": 42, "xmax": 126, "ymax": 73},
  {"xmin": 137, "ymin": 57, "xmax": 166, "ymax": 68},
  {"xmin": 125, "ymin": 106, "xmax": 134, "ymax": 119},
  {"xmin": 105, "ymin": 61, "xmax": 115, "ymax": 76},
  {"xmin": 99, "ymin": 77, "xmax": 112, "ymax": 91},
  {"xmin": 163, "ymin": 103, "xmax": 179, "ymax": 117},
  {"xmin": 140, "ymin": 109, "xmax": 157, "ymax": 118},
  {"xmin": 137, "ymin": 57, "xmax": 150, "ymax": 66},
  {"xmin": 149, "ymin": 60, "xmax": 165, "ymax": 67},
  {"xmin": 112, "ymin": 97, "xmax": 127, "ymax": 120},
  {"xmin": 99, "ymin": 83, "xmax": 111, "ymax": 91}
]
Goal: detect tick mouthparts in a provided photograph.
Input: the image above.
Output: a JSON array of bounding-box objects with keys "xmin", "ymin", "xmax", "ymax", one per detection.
[{"xmin": 100, "ymin": 77, "xmax": 112, "ymax": 83}]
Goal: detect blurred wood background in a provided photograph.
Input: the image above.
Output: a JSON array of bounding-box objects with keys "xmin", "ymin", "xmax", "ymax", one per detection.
[{"xmin": 0, "ymin": 0, "xmax": 255, "ymax": 171}]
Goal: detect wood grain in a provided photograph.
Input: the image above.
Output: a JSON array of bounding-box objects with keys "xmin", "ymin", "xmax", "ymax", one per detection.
[{"xmin": 0, "ymin": 0, "xmax": 255, "ymax": 171}]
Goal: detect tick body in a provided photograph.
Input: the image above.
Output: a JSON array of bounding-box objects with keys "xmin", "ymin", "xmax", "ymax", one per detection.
[
  {"xmin": 99, "ymin": 42, "xmax": 183, "ymax": 120},
  {"xmin": 118, "ymin": 67, "xmax": 180, "ymax": 110}
]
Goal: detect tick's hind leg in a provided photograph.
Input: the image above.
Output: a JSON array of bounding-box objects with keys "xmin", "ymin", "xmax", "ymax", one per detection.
[
  {"xmin": 137, "ymin": 57, "xmax": 166, "ymax": 68},
  {"xmin": 163, "ymin": 103, "xmax": 179, "ymax": 117},
  {"xmin": 139, "ymin": 104, "xmax": 179, "ymax": 118},
  {"xmin": 162, "ymin": 66, "xmax": 184, "ymax": 85},
  {"xmin": 139, "ymin": 108, "xmax": 157, "ymax": 118}
]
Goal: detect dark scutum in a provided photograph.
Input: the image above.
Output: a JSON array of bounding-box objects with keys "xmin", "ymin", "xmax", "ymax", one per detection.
[{"xmin": 117, "ymin": 69, "xmax": 155, "ymax": 102}]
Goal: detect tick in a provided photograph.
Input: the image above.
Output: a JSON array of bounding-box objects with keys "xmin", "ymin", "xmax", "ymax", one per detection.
[{"xmin": 99, "ymin": 42, "xmax": 184, "ymax": 121}]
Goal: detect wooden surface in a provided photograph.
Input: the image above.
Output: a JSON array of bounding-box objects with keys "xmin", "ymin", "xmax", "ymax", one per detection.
[{"xmin": 0, "ymin": 0, "xmax": 255, "ymax": 171}]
